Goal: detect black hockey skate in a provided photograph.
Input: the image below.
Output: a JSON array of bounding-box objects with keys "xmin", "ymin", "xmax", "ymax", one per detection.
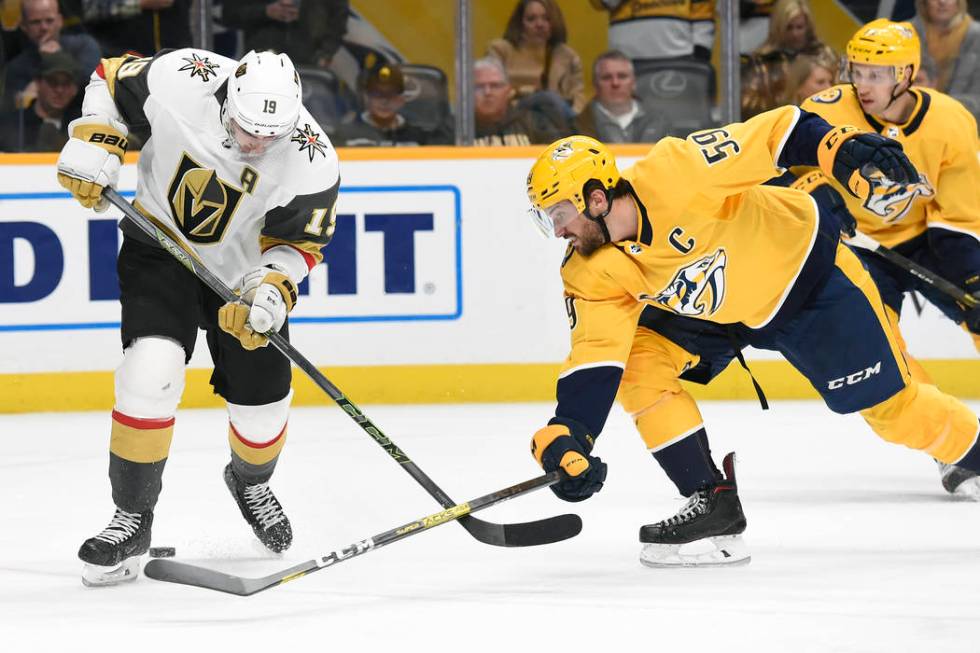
[
  {"xmin": 224, "ymin": 463, "xmax": 293, "ymax": 553},
  {"xmin": 938, "ymin": 460, "xmax": 980, "ymax": 499},
  {"xmin": 639, "ymin": 452, "xmax": 750, "ymax": 567},
  {"xmin": 78, "ymin": 507, "xmax": 153, "ymax": 586}
]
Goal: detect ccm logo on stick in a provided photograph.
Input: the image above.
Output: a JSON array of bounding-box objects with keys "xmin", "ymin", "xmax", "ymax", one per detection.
[{"xmin": 827, "ymin": 362, "xmax": 881, "ymax": 390}]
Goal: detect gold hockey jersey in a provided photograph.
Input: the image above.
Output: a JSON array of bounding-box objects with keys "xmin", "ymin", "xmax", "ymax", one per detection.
[
  {"xmin": 559, "ymin": 106, "xmax": 825, "ymax": 376},
  {"xmin": 801, "ymin": 85, "xmax": 980, "ymax": 248}
]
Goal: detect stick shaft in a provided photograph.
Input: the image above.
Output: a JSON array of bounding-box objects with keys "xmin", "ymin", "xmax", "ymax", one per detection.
[
  {"xmin": 103, "ymin": 188, "xmax": 465, "ymax": 505},
  {"xmin": 144, "ymin": 471, "xmax": 562, "ymax": 595},
  {"xmin": 846, "ymin": 230, "xmax": 977, "ymax": 307}
]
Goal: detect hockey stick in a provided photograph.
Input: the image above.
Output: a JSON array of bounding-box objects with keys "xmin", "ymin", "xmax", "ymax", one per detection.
[
  {"xmin": 102, "ymin": 187, "xmax": 580, "ymax": 547},
  {"xmin": 144, "ymin": 470, "xmax": 563, "ymax": 596},
  {"xmin": 845, "ymin": 230, "xmax": 978, "ymax": 308}
]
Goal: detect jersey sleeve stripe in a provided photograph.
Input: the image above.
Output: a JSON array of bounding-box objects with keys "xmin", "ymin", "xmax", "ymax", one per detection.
[
  {"xmin": 558, "ymin": 360, "xmax": 626, "ymax": 380},
  {"xmin": 772, "ymin": 105, "xmax": 801, "ymax": 172},
  {"xmin": 926, "ymin": 222, "xmax": 980, "ymax": 244},
  {"xmin": 646, "ymin": 423, "xmax": 706, "ymax": 453},
  {"xmin": 259, "ymin": 236, "xmax": 324, "ymax": 267}
]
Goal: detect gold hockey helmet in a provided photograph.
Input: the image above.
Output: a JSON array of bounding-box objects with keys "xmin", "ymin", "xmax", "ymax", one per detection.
[
  {"xmin": 526, "ymin": 135, "xmax": 620, "ymax": 235},
  {"xmin": 846, "ymin": 19, "xmax": 920, "ymax": 84}
]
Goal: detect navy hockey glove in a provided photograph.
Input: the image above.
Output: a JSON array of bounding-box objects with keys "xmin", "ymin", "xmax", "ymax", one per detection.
[
  {"xmin": 818, "ymin": 126, "xmax": 919, "ymax": 200},
  {"xmin": 531, "ymin": 418, "xmax": 607, "ymax": 503},
  {"xmin": 964, "ymin": 275, "xmax": 980, "ymax": 334},
  {"xmin": 790, "ymin": 170, "xmax": 856, "ymax": 237}
]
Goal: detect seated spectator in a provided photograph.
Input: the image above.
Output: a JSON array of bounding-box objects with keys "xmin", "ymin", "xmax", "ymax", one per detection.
[
  {"xmin": 912, "ymin": 0, "xmax": 980, "ymax": 120},
  {"xmin": 590, "ymin": 0, "xmax": 714, "ymax": 63},
  {"xmin": 221, "ymin": 0, "xmax": 349, "ymax": 68},
  {"xmin": 741, "ymin": 0, "xmax": 835, "ymax": 118},
  {"xmin": 77, "ymin": 0, "xmax": 191, "ymax": 59},
  {"xmin": 4, "ymin": 0, "xmax": 99, "ymax": 108},
  {"xmin": 0, "ymin": 50, "xmax": 81, "ymax": 151},
  {"xmin": 336, "ymin": 61, "xmax": 453, "ymax": 146},
  {"xmin": 782, "ymin": 49, "xmax": 838, "ymax": 104},
  {"xmin": 574, "ymin": 49, "xmax": 669, "ymax": 143},
  {"xmin": 486, "ymin": 0, "xmax": 585, "ymax": 114},
  {"xmin": 473, "ymin": 56, "xmax": 562, "ymax": 146}
]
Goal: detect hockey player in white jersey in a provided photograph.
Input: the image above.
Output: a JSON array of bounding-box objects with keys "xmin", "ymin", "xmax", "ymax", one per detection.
[{"xmin": 56, "ymin": 48, "xmax": 340, "ymax": 586}]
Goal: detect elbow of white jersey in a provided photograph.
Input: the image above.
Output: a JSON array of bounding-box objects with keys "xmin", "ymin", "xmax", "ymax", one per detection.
[
  {"xmin": 80, "ymin": 74, "xmax": 125, "ymax": 127},
  {"xmin": 260, "ymin": 244, "xmax": 311, "ymax": 288}
]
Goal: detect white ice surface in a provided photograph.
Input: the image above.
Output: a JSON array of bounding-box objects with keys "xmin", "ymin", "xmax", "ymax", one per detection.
[{"xmin": 2, "ymin": 401, "xmax": 979, "ymax": 652}]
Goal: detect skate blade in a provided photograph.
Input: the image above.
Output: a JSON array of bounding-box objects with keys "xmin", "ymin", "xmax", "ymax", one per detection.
[
  {"xmin": 952, "ymin": 477, "xmax": 980, "ymax": 501},
  {"xmin": 639, "ymin": 535, "xmax": 751, "ymax": 568},
  {"xmin": 81, "ymin": 556, "xmax": 142, "ymax": 587}
]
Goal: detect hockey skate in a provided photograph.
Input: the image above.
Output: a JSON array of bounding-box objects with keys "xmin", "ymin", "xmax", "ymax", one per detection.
[
  {"xmin": 224, "ymin": 463, "xmax": 293, "ymax": 553},
  {"xmin": 639, "ymin": 452, "xmax": 750, "ymax": 568},
  {"xmin": 78, "ymin": 508, "xmax": 153, "ymax": 587},
  {"xmin": 938, "ymin": 460, "xmax": 980, "ymax": 500}
]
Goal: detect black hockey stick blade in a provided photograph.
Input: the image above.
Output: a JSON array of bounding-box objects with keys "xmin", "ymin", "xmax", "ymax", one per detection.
[
  {"xmin": 145, "ymin": 471, "xmax": 568, "ymax": 596},
  {"xmin": 458, "ymin": 513, "xmax": 581, "ymax": 547}
]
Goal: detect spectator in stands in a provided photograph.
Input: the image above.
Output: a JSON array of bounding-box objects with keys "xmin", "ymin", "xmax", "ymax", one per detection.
[
  {"xmin": 486, "ymin": 0, "xmax": 585, "ymax": 114},
  {"xmin": 473, "ymin": 56, "xmax": 562, "ymax": 147},
  {"xmin": 912, "ymin": 0, "xmax": 980, "ymax": 120},
  {"xmin": 574, "ymin": 50, "xmax": 669, "ymax": 143},
  {"xmin": 336, "ymin": 61, "xmax": 452, "ymax": 146},
  {"xmin": 221, "ymin": 0, "xmax": 349, "ymax": 68},
  {"xmin": 77, "ymin": 0, "xmax": 191, "ymax": 59},
  {"xmin": 782, "ymin": 48, "xmax": 838, "ymax": 104},
  {"xmin": 590, "ymin": 0, "xmax": 714, "ymax": 63},
  {"xmin": 4, "ymin": 0, "xmax": 99, "ymax": 107},
  {"xmin": 0, "ymin": 50, "xmax": 81, "ymax": 151},
  {"xmin": 741, "ymin": 0, "xmax": 834, "ymax": 118}
]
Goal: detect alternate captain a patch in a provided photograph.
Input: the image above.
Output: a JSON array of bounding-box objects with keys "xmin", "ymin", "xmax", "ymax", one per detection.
[
  {"xmin": 177, "ymin": 53, "xmax": 220, "ymax": 82},
  {"xmin": 291, "ymin": 123, "xmax": 328, "ymax": 162}
]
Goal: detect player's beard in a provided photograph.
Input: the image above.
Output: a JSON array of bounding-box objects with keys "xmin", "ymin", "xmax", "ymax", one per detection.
[{"xmin": 572, "ymin": 219, "xmax": 608, "ymax": 256}]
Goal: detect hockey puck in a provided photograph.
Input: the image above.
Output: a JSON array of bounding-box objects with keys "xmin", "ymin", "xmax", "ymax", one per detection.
[{"xmin": 149, "ymin": 547, "xmax": 176, "ymax": 558}]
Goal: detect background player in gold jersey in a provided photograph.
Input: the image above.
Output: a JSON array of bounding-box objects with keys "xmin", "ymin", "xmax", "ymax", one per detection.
[
  {"xmin": 799, "ymin": 19, "xmax": 980, "ymax": 496},
  {"xmin": 525, "ymin": 106, "xmax": 980, "ymax": 567}
]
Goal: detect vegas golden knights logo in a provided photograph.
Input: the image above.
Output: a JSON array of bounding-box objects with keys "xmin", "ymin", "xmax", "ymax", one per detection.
[{"xmin": 166, "ymin": 154, "xmax": 244, "ymax": 244}]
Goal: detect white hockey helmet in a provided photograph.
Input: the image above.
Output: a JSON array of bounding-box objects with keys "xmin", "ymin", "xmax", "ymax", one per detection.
[{"xmin": 224, "ymin": 50, "xmax": 302, "ymax": 139}]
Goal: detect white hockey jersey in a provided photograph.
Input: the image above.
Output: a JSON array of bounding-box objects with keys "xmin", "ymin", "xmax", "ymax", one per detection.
[{"xmin": 81, "ymin": 48, "xmax": 340, "ymax": 287}]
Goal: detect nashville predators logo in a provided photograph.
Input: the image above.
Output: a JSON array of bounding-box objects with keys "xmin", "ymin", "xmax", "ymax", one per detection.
[
  {"xmin": 551, "ymin": 141, "xmax": 574, "ymax": 161},
  {"xmin": 861, "ymin": 170, "xmax": 935, "ymax": 223},
  {"xmin": 809, "ymin": 87, "xmax": 842, "ymax": 104},
  {"xmin": 643, "ymin": 249, "xmax": 728, "ymax": 317},
  {"xmin": 166, "ymin": 153, "xmax": 244, "ymax": 244}
]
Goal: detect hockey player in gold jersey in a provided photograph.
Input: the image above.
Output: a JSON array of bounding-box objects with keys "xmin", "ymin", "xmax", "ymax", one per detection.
[
  {"xmin": 799, "ymin": 19, "xmax": 980, "ymax": 496},
  {"xmin": 525, "ymin": 107, "xmax": 980, "ymax": 567}
]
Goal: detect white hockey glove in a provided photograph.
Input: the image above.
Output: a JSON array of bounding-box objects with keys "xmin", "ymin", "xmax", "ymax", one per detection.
[
  {"xmin": 218, "ymin": 265, "xmax": 298, "ymax": 350},
  {"xmin": 56, "ymin": 116, "xmax": 128, "ymax": 212}
]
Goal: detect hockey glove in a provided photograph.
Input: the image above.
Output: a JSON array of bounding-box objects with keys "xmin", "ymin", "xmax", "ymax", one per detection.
[
  {"xmin": 56, "ymin": 116, "xmax": 128, "ymax": 212},
  {"xmin": 964, "ymin": 274, "xmax": 980, "ymax": 335},
  {"xmin": 817, "ymin": 126, "xmax": 918, "ymax": 201},
  {"xmin": 218, "ymin": 265, "xmax": 298, "ymax": 350},
  {"xmin": 531, "ymin": 418, "xmax": 607, "ymax": 503}
]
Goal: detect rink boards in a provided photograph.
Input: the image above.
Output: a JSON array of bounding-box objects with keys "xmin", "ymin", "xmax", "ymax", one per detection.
[{"xmin": 0, "ymin": 148, "xmax": 976, "ymax": 412}]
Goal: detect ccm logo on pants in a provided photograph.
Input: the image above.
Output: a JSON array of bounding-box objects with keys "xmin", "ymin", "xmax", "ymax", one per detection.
[{"xmin": 827, "ymin": 361, "xmax": 882, "ymax": 390}]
